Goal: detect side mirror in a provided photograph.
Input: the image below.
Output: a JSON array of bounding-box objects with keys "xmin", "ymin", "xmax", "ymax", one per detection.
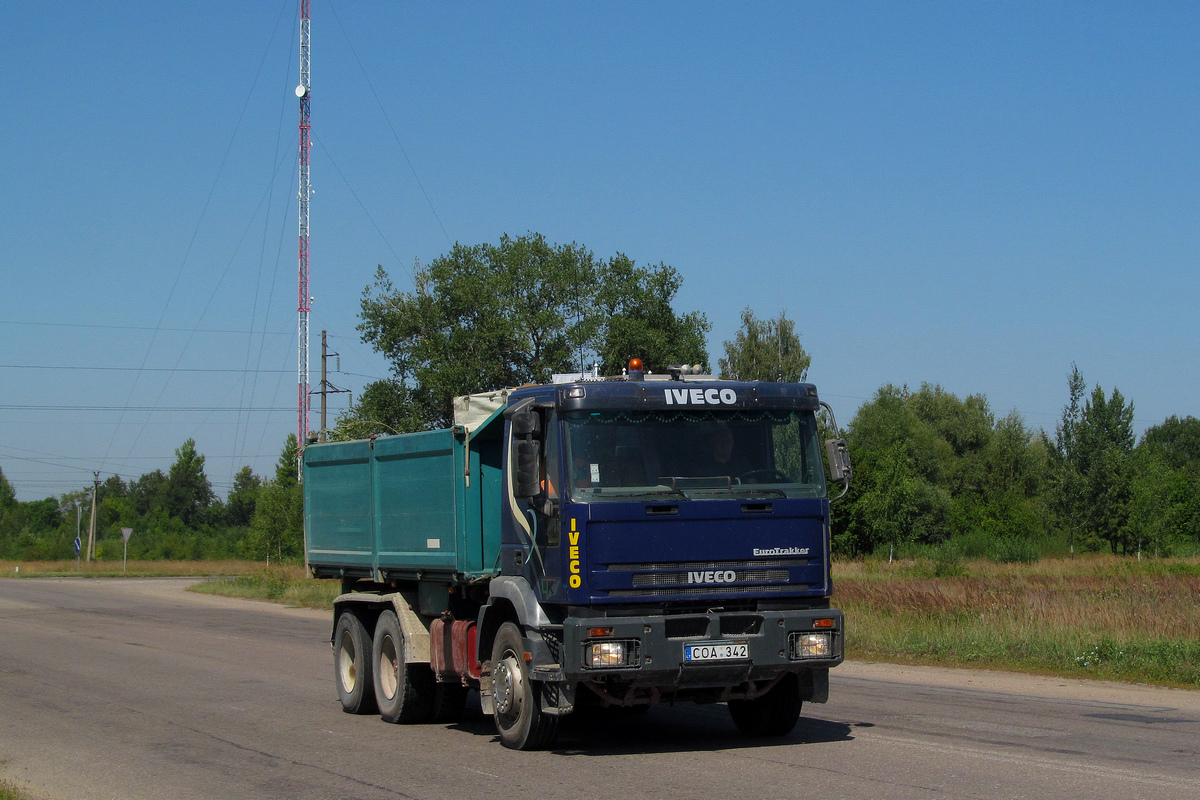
[
  {"xmin": 511, "ymin": 409, "xmax": 542, "ymax": 440},
  {"xmin": 824, "ymin": 438, "xmax": 851, "ymax": 484},
  {"xmin": 515, "ymin": 440, "xmax": 541, "ymax": 498}
]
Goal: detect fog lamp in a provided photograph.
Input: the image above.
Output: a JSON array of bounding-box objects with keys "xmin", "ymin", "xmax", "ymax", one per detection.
[
  {"xmin": 590, "ymin": 641, "xmax": 625, "ymax": 667},
  {"xmin": 587, "ymin": 639, "xmax": 640, "ymax": 668},
  {"xmin": 790, "ymin": 631, "xmax": 831, "ymax": 659}
]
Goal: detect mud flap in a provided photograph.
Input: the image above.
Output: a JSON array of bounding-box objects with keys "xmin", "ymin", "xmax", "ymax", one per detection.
[
  {"xmin": 801, "ymin": 668, "xmax": 829, "ymax": 703},
  {"xmin": 479, "ymin": 667, "xmax": 495, "ymax": 715}
]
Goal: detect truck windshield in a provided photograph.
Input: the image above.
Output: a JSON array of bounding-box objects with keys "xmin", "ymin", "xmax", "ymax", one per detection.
[{"xmin": 563, "ymin": 408, "xmax": 827, "ymax": 502}]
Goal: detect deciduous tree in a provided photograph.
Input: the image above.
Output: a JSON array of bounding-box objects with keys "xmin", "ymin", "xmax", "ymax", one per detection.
[
  {"xmin": 349, "ymin": 233, "xmax": 708, "ymax": 432},
  {"xmin": 161, "ymin": 440, "xmax": 214, "ymax": 528},
  {"xmin": 225, "ymin": 466, "xmax": 262, "ymax": 528},
  {"xmin": 718, "ymin": 308, "xmax": 810, "ymax": 382}
]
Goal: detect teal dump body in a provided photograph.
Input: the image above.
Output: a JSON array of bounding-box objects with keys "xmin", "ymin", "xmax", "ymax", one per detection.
[{"xmin": 303, "ymin": 422, "xmax": 505, "ymax": 583}]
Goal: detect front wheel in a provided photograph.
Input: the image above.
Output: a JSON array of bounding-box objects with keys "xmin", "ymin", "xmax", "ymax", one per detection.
[
  {"xmin": 372, "ymin": 610, "xmax": 434, "ymax": 724},
  {"xmin": 490, "ymin": 622, "xmax": 558, "ymax": 750},
  {"xmin": 728, "ymin": 673, "xmax": 802, "ymax": 737}
]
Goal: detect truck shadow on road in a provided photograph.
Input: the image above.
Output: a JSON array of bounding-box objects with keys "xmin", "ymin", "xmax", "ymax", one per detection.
[{"xmin": 450, "ymin": 698, "xmax": 854, "ymax": 755}]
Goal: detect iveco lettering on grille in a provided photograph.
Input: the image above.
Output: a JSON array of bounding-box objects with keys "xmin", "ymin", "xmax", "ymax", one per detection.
[
  {"xmin": 663, "ymin": 388, "xmax": 738, "ymax": 405},
  {"xmin": 688, "ymin": 570, "xmax": 738, "ymax": 584}
]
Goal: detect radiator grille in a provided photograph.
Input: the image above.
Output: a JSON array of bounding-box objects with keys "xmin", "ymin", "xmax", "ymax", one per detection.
[
  {"xmin": 608, "ymin": 558, "xmax": 808, "ymax": 571},
  {"xmin": 608, "ymin": 584, "xmax": 806, "ymax": 598},
  {"xmin": 631, "ymin": 568, "xmax": 788, "ymax": 587}
]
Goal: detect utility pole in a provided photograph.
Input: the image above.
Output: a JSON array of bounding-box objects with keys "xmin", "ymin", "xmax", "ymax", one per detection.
[
  {"xmin": 314, "ymin": 330, "xmax": 350, "ymax": 442},
  {"xmin": 86, "ymin": 472, "xmax": 99, "ymax": 562}
]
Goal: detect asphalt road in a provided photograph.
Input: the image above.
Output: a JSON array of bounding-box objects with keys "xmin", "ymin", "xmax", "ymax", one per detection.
[{"xmin": 2, "ymin": 577, "xmax": 1198, "ymax": 800}]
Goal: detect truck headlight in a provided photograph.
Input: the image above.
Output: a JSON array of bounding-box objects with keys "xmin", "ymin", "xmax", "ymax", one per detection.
[
  {"xmin": 789, "ymin": 631, "xmax": 831, "ymax": 659},
  {"xmin": 587, "ymin": 639, "xmax": 640, "ymax": 668}
]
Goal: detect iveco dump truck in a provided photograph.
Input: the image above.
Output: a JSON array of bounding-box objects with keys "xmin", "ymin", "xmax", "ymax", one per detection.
[{"xmin": 304, "ymin": 361, "xmax": 851, "ymax": 750}]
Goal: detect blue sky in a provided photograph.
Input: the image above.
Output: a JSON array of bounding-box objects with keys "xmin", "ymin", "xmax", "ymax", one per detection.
[{"xmin": 2, "ymin": 2, "xmax": 1198, "ymax": 500}]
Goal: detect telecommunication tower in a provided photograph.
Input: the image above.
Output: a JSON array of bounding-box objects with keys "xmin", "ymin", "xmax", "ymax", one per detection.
[{"xmin": 296, "ymin": 0, "xmax": 312, "ymax": 451}]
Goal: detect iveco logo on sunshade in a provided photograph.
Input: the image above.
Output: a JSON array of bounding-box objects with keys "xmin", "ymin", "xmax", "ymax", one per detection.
[
  {"xmin": 664, "ymin": 388, "xmax": 738, "ymax": 405},
  {"xmin": 687, "ymin": 570, "xmax": 738, "ymax": 584}
]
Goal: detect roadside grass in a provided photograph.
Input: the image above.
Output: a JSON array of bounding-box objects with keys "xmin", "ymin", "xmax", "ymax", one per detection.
[
  {"xmin": 189, "ymin": 566, "xmax": 341, "ymax": 609},
  {"xmin": 835, "ymin": 555, "xmax": 1200, "ymax": 688},
  {"xmin": 0, "ymin": 776, "xmax": 35, "ymax": 800},
  {"xmin": 0, "ymin": 559, "xmax": 264, "ymax": 579}
]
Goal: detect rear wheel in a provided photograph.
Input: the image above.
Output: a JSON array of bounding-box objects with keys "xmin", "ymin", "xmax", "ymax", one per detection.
[
  {"xmin": 372, "ymin": 610, "xmax": 434, "ymax": 724},
  {"xmin": 333, "ymin": 611, "xmax": 376, "ymax": 714},
  {"xmin": 728, "ymin": 673, "xmax": 802, "ymax": 737},
  {"xmin": 490, "ymin": 621, "xmax": 558, "ymax": 750},
  {"xmin": 429, "ymin": 682, "xmax": 469, "ymax": 723}
]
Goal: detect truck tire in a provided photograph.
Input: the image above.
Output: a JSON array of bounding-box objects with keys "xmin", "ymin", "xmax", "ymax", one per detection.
[
  {"xmin": 334, "ymin": 611, "xmax": 376, "ymax": 714},
  {"xmin": 429, "ymin": 683, "xmax": 469, "ymax": 724},
  {"xmin": 490, "ymin": 621, "xmax": 558, "ymax": 750},
  {"xmin": 372, "ymin": 610, "xmax": 434, "ymax": 724},
  {"xmin": 728, "ymin": 673, "xmax": 802, "ymax": 737}
]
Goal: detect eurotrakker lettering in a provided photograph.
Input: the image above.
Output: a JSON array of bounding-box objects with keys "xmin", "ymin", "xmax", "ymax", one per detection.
[{"xmin": 753, "ymin": 547, "xmax": 809, "ymax": 556}]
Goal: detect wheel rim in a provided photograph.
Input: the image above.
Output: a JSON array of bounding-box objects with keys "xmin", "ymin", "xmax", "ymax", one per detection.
[
  {"xmin": 493, "ymin": 652, "xmax": 524, "ymax": 719},
  {"xmin": 378, "ymin": 633, "xmax": 399, "ymax": 700},
  {"xmin": 337, "ymin": 630, "xmax": 357, "ymax": 693}
]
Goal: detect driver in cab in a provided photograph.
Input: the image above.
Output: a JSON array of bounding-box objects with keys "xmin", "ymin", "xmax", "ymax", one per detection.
[{"xmin": 704, "ymin": 425, "xmax": 749, "ymax": 477}]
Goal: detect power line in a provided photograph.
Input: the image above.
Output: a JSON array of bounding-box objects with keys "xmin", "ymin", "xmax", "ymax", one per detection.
[
  {"xmin": 326, "ymin": 0, "xmax": 452, "ymax": 248},
  {"xmin": 0, "ymin": 319, "xmax": 293, "ymax": 335},
  {"xmin": 0, "ymin": 364, "xmax": 292, "ymax": 374},
  {"xmin": 1, "ymin": 405, "xmax": 292, "ymax": 412}
]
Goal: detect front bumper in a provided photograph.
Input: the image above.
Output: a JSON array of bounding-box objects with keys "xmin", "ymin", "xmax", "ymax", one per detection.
[{"xmin": 559, "ymin": 607, "xmax": 843, "ymax": 691}]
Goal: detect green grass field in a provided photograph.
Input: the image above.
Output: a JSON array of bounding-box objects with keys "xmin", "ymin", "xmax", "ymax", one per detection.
[
  {"xmin": 836, "ymin": 555, "xmax": 1200, "ymax": 687},
  {"xmin": 189, "ymin": 566, "xmax": 341, "ymax": 609}
]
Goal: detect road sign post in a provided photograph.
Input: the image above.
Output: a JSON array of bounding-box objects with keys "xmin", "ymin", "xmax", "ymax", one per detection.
[
  {"xmin": 120, "ymin": 528, "xmax": 133, "ymax": 574},
  {"xmin": 74, "ymin": 536, "xmax": 81, "ymax": 572}
]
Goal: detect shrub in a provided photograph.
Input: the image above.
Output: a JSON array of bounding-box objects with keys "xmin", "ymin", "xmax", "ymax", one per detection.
[{"xmin": 991, "ymin": 536, "xmax": 1040, "ymax": 564}]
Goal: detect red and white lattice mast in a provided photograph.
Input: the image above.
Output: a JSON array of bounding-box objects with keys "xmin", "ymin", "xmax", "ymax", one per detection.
[{"xmin": 295, "ymin": 0, "xmax": 312, "ymax": 451}]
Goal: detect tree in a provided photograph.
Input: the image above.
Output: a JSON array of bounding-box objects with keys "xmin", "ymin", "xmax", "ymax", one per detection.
[
  {"xmin": 160, "ymin": 439, "xmax": 215, "ymax": 528},
  {"xmin": 101, "ymin": 474, "xmax": 127, "ymax": 500},
  {"xmin": 275, "ymin": 434, "xmax": 299, "ymax": 488},
  {"xmin": 357, "ymin": 234, "xmax": 601, "ymax": 430},
  {"xmin": 1077, "ymin": 384, "xmax": 1135, "ymax": 553},
  {"xmin": 247, "ymin": 437, "xmax": 304, "ymax": 563},
  {"xmin": 332, "ymin": 380, "xmax": 426, "ymax": 441},
  {"xmin": 352, "ymin": 233, "xmax": 709, "ymax": 432},
  {"xmin": 1048, "ymin": 366, "xmax": 1135, "ymax": 554},
  {"xmin": 719, "ymin": 308, "xmax": 810, "ymax": 382},
  {"xmin": 833, "ymin": 385, "xmax": 953, "ymax": 555},
  {"xmin": 0, "ymin": 467, "xmax": 15, "ymax": 510},
  {"xmin": 0, "ymin": 467, "xmax": 20, "ymax": 550},
  {"xmin": 1046, "ymin": 365, "xmax": 1088, "ymax": 554},
  {"xmin": 130, "ymin": 469, "xmax": 167, "ymax": 516},
  {"xmin": 592, "ymin": 254, "xmax": 709, "ymax": 376},
  {"xmin": 1129, "ymin": 416, "xmax": 1200, "ymax": 555},
  {"xmin": 225, "ymin": 466, "xmax": 262, "ymax": 528},
  {"xmin": 1138, "ymin": 416, "xmax": 1200, "ymax": 472},
  {"xmin": 246, "ymin": 481, "xmax": 303, "ymax": 564}
]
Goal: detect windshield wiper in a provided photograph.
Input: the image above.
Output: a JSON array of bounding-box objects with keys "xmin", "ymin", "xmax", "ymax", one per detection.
[
  {"xmin": 608, "ymin": 487, "xmax": 692, "ymax": 501},
  {"xmin": 730, "ymin": 487, "xmax": 788, "ymax": 499}
]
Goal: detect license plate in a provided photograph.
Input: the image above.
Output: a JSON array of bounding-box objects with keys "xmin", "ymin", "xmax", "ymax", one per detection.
[{"xmin": 684, "ymin": 640, "xmax": 749, "ymax": 662}]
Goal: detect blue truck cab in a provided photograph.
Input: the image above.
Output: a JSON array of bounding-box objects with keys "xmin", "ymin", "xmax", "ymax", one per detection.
[{"xmin": 305, "ymin": 367, "xmax": 850, "ymax": 750}]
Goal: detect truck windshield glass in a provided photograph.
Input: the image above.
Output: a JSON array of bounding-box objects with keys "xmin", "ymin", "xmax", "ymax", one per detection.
[{"xmin": 563, "ymin": 408, "xmax": 827, "ymax": 502}]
